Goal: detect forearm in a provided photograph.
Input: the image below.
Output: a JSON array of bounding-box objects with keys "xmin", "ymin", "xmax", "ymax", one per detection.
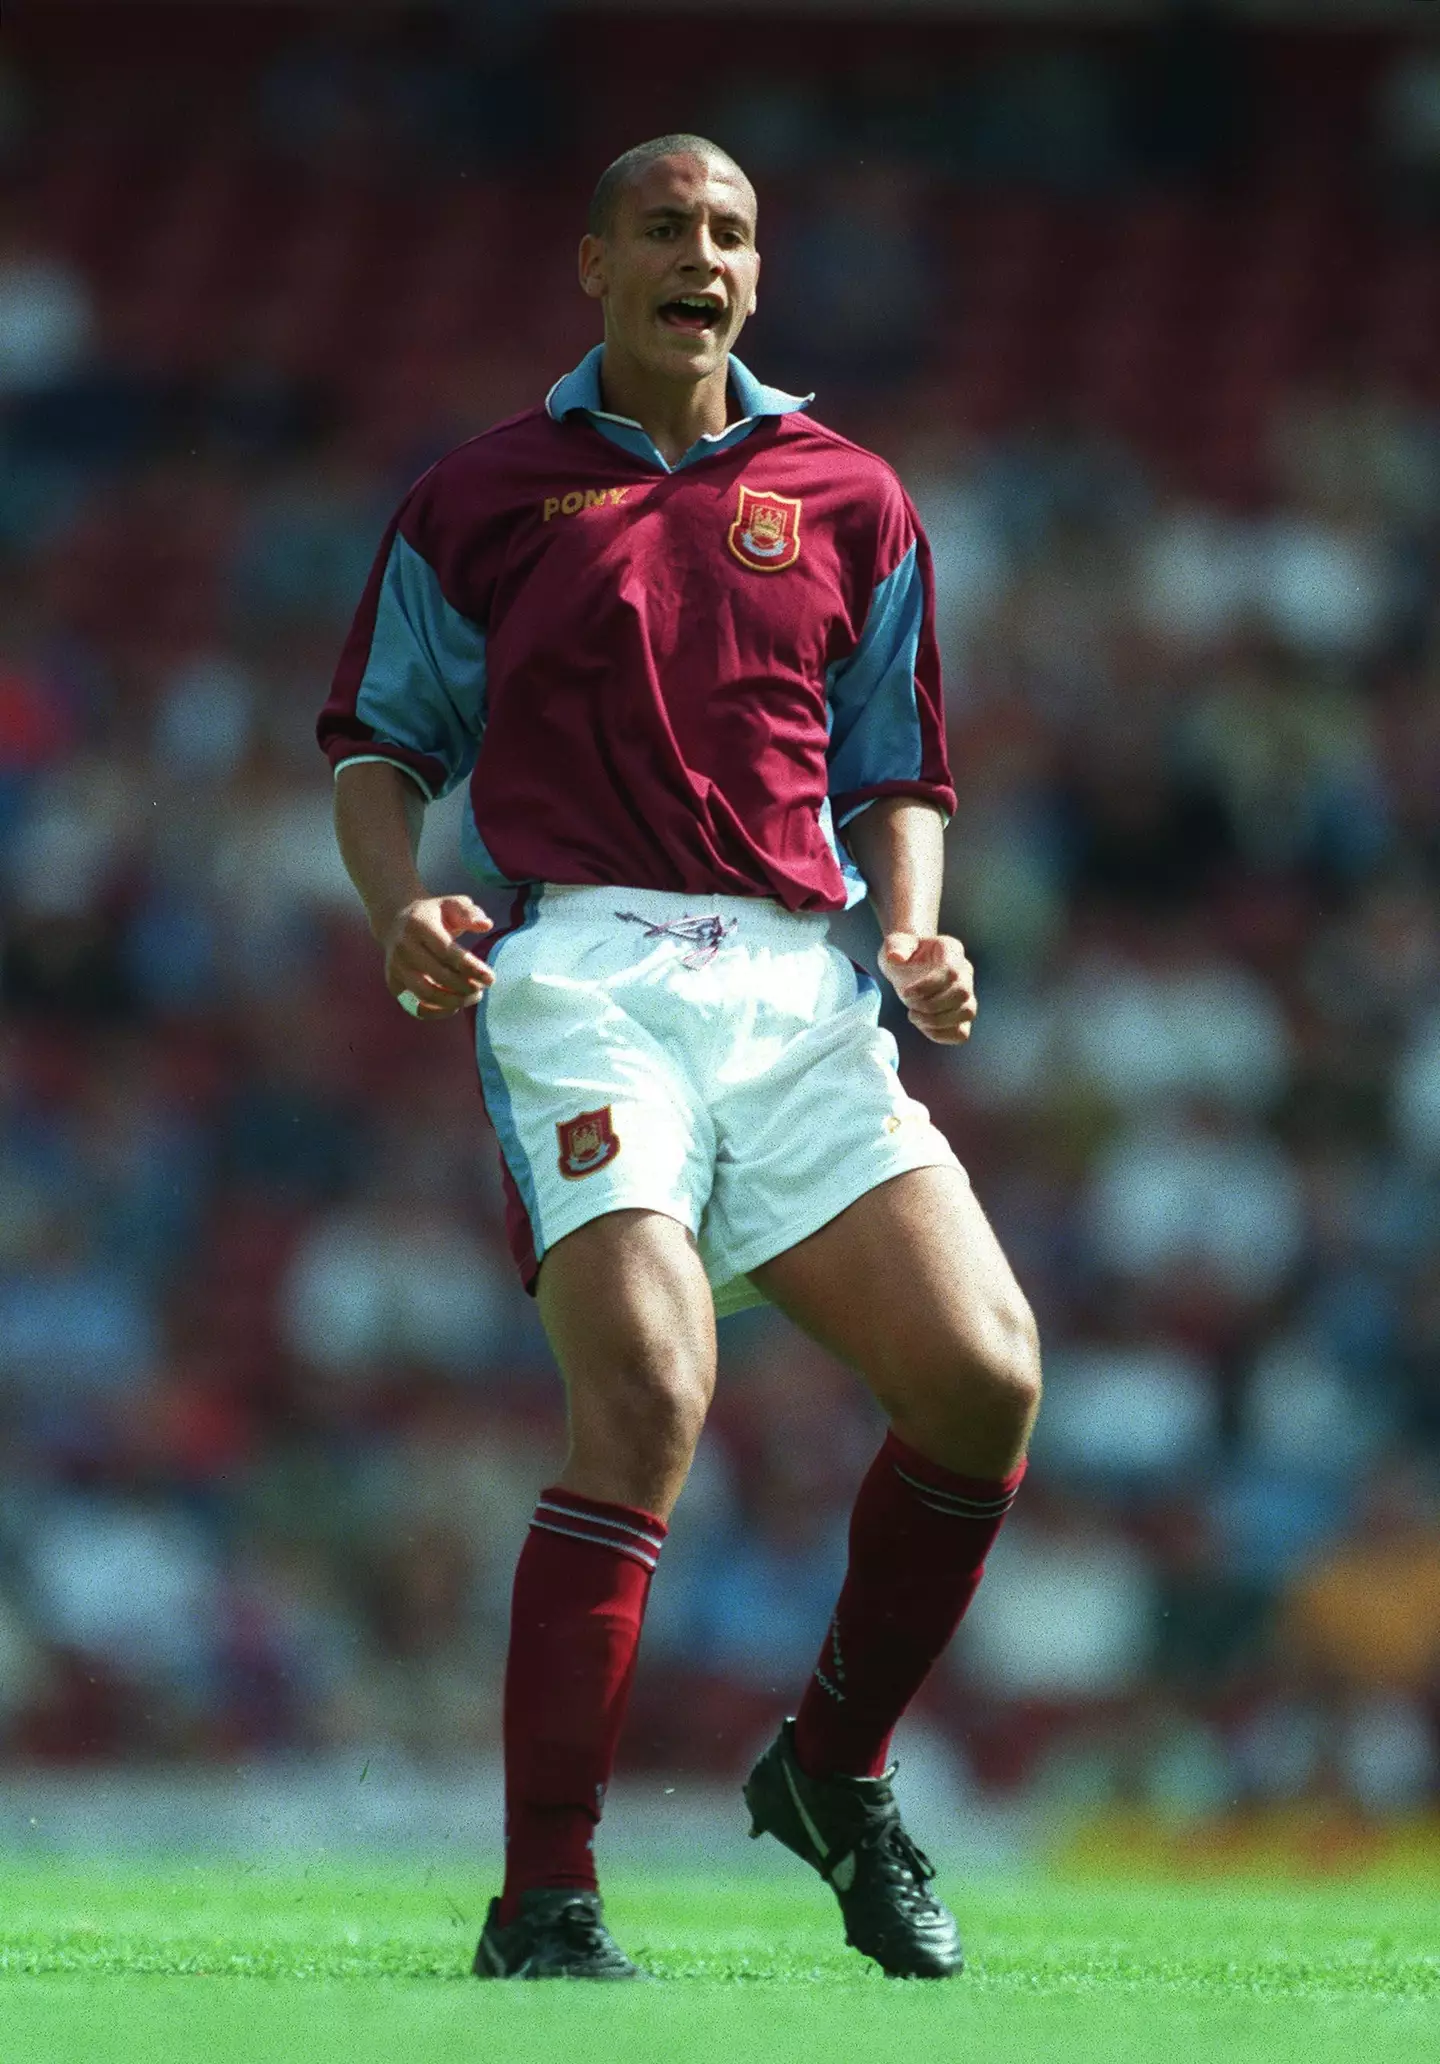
[
  {"xmin": 332, "ymin": 761, "xmax": 493, "ymax": 1017},
  {"xmin": 847, "ymin": 799, "xmax": 974, "ymax": 1044},
  {"xmin": 333, "ymin": 761, "xmax": 430, "ymax": 941},
  {"xmin": 844, "ymin": 797, "xmax": 946, "ymax": 938}
]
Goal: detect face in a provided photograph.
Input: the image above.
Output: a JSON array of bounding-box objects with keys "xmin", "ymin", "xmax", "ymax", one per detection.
[{"xmin": 579, "ymin": 153, "xmax": 760, "ymax": 384}]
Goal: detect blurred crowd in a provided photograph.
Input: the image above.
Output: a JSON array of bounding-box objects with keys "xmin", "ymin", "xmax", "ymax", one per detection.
[{"xmin": 0, "ymin": 4, "xmax": 1438, "ymax": 1823}]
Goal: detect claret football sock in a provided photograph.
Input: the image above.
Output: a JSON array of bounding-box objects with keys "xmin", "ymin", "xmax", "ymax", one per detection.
[
  {"xmin": 498, "ymin": 1486, "xmax": 666, "ymax": 1924},
  {"xmin": 792, "ymin": 1432, "xmax": 1024, "ymax": 1781}
]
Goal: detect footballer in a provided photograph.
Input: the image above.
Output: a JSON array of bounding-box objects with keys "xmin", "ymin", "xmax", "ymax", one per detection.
[{"xmin": 320, "ymin": 135, "xmax": 1041, "ymax": 1981}]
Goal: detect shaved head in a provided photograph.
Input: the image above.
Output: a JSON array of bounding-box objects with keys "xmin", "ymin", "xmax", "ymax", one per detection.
[
  {"xmin": 577, "ymin": 138, "xmax": 761, "ymax": 407},
  {"xmin": 588, "ymin": 134, "xmax": 753, "ymax": 238}
]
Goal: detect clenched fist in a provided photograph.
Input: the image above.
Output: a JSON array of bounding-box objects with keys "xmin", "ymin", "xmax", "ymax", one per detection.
[{"xmin": 879, "ymin": 931, "xmax": 978, "ymax": 1045}]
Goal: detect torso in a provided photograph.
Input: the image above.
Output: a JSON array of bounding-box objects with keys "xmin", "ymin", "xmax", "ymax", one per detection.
[{"xmin": 405, "ymin": 408, "xmax": 914, "ymax": 912}]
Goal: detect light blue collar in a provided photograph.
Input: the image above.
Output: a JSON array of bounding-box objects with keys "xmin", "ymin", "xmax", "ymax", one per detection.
[{"xmin": 545, "ymin": 344, "xmax": 812, "ymax": 473}]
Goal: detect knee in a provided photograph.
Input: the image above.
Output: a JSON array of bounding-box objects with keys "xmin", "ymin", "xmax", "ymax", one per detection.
[
  {"xmin": 586, "ymin": 1350, "xmax": 711, "ymax": 1473},
  {"xmin": 899, "ymin": 1290, "xmax": 1042, "ymax": 1439},
  {"xmin": 971, "ymin": 1287, "xmax": 1043, "ymax": 1425}
]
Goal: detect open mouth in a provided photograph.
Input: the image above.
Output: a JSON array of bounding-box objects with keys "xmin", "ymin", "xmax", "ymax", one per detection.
[{"xmin": 657, "ymin": 296, "xmax": 724, "ymax": 335}]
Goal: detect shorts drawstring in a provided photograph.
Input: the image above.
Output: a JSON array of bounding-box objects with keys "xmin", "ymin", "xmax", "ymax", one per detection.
[{"xmin": 615, "ymin": 909, "xmax": 737, "ymax": 969}]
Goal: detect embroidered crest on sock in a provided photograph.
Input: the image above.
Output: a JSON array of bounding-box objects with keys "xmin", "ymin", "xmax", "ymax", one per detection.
[{"xmin": 813, "ymin": 1615, "xmax": 848, "ymax": 1705}]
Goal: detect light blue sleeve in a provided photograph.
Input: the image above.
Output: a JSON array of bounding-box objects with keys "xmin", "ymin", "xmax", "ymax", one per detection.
[
  {"xmin": 825, "ymin": 542, "xmax": 925, "ymax": 823},
  {"xmin": 353, "ymin": 532, "xmax": 487, "ymax": 800}
]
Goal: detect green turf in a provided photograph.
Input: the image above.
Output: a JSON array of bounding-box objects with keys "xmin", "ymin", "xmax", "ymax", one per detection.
[{"xmin": 0, "ymin": 1861, "xmax": 1435, "ymax": 2063}]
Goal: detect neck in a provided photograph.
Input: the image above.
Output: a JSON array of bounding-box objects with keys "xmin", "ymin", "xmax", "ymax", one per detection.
[{"xmin": 598, "ymin": 344, "xmax": 732, "ymax": 467}]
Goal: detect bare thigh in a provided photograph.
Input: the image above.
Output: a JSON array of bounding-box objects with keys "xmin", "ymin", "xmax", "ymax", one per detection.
[
  {"xmin": 537, "ymin": 1208, "xmax": 718, "ymax": 1518},
  {"xmin": 750, "ymin": 1165, "xmax": 1041, "ymax": 1477}
]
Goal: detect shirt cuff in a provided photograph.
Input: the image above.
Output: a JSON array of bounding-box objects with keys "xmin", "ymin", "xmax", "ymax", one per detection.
[
  {"xmin": 832, "ymin": 782, "xmax": 954, "ymax": 829},
  {"xmin": 330, "ymin": 752, "xmax": 437, "ymax": 802}
]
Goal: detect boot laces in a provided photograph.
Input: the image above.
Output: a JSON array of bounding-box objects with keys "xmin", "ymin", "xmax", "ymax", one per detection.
[
  {"xmin": 543, "ymin": 1897, "xmax": 636, "ymax": 1972},
  {"xmin": 860, "ymin": 1822, "xmax": 940, "ymax": 1912},
  {"xmin": 550, "ymin": 1898, "xmax": 612, "ymax": 1955}
]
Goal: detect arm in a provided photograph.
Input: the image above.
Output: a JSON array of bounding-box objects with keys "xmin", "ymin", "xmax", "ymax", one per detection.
[
  {"xmin": 321, "ymin": 486, "xmax": 496, "ymax": 1019},
  {"xmin": 845, "ymin": 796, "xmax": 976, "ymax": 1046},
  {"xmin": 334, "ymin": 761, "xmax": 493, "ymax": 1020},
  {"xmin": 829, "ymin": 489, "xmax": 972, "ymax": 1046}
]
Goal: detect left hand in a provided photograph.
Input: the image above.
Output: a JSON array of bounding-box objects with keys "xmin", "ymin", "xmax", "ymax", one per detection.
[{"xmin": 879, "ymin": 932, "xmax": 978, "ymax": 1045}]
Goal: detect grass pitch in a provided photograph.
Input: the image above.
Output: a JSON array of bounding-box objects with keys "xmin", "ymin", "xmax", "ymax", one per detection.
[{"xmin": 0, "ymin": 1861, "xmax": 1435, "ymax": 2064}]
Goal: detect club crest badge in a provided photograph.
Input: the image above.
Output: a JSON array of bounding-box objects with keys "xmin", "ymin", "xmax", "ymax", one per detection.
[
  {"xmin": 728, "ymin": 484, "xmax": 802, "ymax": 572},
  {"xmin": 556, "ymin": 1106, "xmax": 621, "ymax": 1180}
]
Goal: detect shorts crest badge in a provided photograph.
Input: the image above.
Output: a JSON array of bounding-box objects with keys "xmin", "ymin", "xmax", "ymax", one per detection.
[
  {"xmin": 556, "ymin": 1105, "xmax": 621, "ymax": 1179},
  {"xmin": 728, "ymin": 484, "xmax": 802, "ymax": 572}
]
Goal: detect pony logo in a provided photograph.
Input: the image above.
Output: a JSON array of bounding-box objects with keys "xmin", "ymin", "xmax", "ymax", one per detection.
[
  {"xmin": 556, "ymin": 1106, "xmax": 621, "ymax": 1179},
  {"xmin": 541, "ymin": 485, "xmax": 632, "ymax": 522},
  {"xmin": 727, "ymin": 484, "xmax": 802, "ymax": 572}
]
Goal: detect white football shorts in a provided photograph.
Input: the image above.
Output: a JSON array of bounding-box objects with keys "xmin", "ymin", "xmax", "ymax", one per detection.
[{"xmin": 473, "ymin": 883, "xmax": 963, "ymax": 1316}]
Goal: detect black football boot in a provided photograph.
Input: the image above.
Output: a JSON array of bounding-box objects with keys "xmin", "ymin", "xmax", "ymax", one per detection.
[
  {"xmin": 472, "ymin": 1889, "xmax": 646, "ymax": 1980},
  {"xmin": 743, "ymin": 1719, "xmax": 964, "ymax": 1979}
]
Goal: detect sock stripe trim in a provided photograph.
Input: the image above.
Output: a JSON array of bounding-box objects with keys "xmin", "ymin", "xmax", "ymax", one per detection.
[
  {"xmin": 903, "ymin": 1486, "xmax": 1015, "ymax": 1519},
  {"xmin": 892, "ymin": 1464, "xmax": 1018, "ymax": 1516},
  {"xmin": 909, "ymin": 1490, "xmax": 1015, "ymax": 1521},
  {"xmin": 528, "ymin": 1517, "xmax": 660, "ymax": 1571},
  {"xmin": 893, "ymin": 1462, "xmax": 1017, "ymax": 1506},
  {"xmin": 904, "ymin": 1490, "xmax": 1017, "ymax": 1519},
  {"xmin": 535, "ymin": 1498, "xmax": 666, "ymax": 1552}
]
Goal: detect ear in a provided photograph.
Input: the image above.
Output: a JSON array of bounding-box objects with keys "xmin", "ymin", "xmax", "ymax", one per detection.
[
  {"xmin": 747, "ymin": 250, "xmax": 760, "ymax": 318},
  {"xmin": 578, "ymin": 232, "xmax": 606, "ymax": 301}
]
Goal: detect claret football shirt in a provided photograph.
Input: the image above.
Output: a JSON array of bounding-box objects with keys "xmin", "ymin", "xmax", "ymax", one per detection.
[{"xmin": 319, "ymin": 347, "xmax": 955, "ymax": 914}]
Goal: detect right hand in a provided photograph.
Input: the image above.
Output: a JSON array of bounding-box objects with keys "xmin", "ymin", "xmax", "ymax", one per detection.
[{"xmin": 380, "ymin": 894, "xmax": 495, "ymax": 1019}]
